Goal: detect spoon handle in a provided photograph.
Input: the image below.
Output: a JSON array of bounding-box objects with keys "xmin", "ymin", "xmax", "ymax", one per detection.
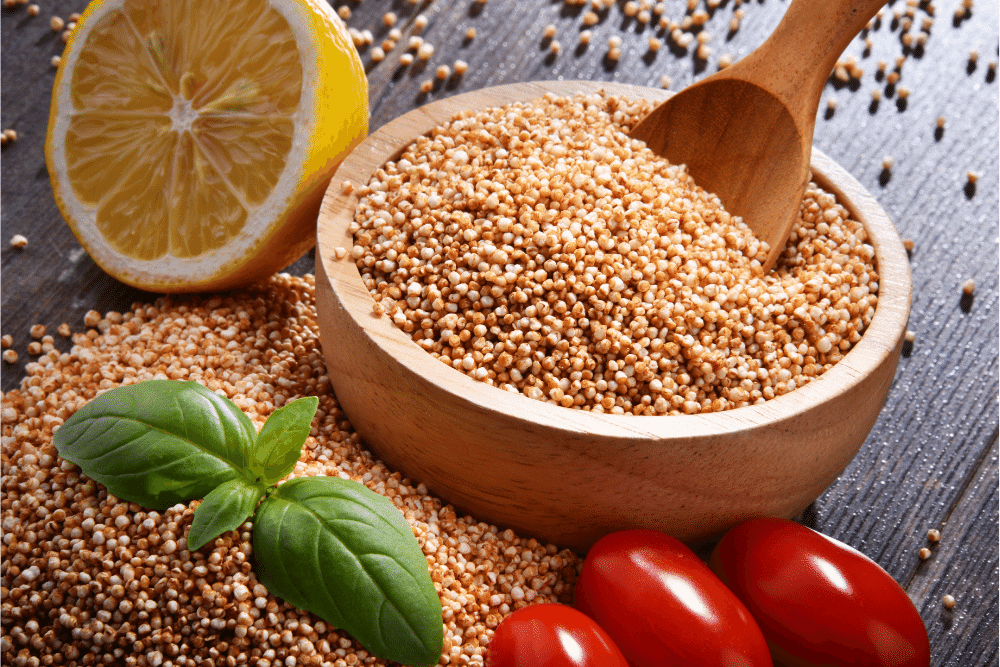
[{"xmin": 738, "ymin": 0, "xmax": 887, "ymax": 125}]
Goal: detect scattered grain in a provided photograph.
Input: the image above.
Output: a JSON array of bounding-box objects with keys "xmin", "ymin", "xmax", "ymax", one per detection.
[
  {"xmin": 400, "ymin": 52, "xmax": 415, "ymax": 66},
  {"xmin": 51, "ymin": 55, "xmax": 61, "ymax": 67},
  {"xmin": 942, "ymin": 595, "xmax": 956, "ymax": 609},
  {"xmin": 26, "ymin": 341, "xmax": 42, "ymax": 356},
  {"xmin": 543, "ymin": 24, "xmax": 557, "ymax": 39},
  {"xmin": 26, "ymin": 3, "xmax": 38, "ymax": 16},
  {"xmin": 903, "ymin": 239, "xmax": 914, "ymax": 251},
  {"xmin": 49, "ymin": 15, "xmax": 64, "ymax": 31},
  {"xmin": 966, "ymin": 171, "xmax": 979, "ymax": 184},
  {"xmin": 0, "ymin": 335, "xmax": 11, "ymax": 348},
  {"xmin": 579, "ymin": 30, "xmax": 592, "ymax": 45},
  {"xmin": 882, "ymin": 156, "xmax": 895, "ymax": 170},
  {"xmin": 717, "ymin": 53, "xmax": 733, "ymax": 69},
  {"xmin": 2, "ymin": 349, "xmax": 18, "ymax": 363},
  {"xmin": 926, "ymin": 528, "xmax": 941, "ymax": 542},
  {"xmin": 962, "ymin": 278, "xmax": 976, "ymax": 295},
  {"xmin": 660, "ymin": 74, "xmax": 672, "ymax": 89},
  {"xmin": 905, "ymin": 330, "xmax": 916, "ymax": 343},
  {"xmin": 465, "ymin": 26, "xmax": 477, "ymax": 40},
  {"xmin": 0, "ymin": 274, "xmax": 584, "ymax": 667},
  {"xmin": 936, "ymin": 116, "xmax": 946, "ymax": 129},
  {"xmin": 607, "ymin": 46, "xmax": 621, "ymax": 61},
  {"xmin": 29, "ymin": 325, "xmax": 45, "ymax": 339},
  {"xmin": 420, "ymin": 79, "xmax": 434, "ymax": 93},
  {"xmin": 10, "ymin": 234, "xmax": 28, "ymax": 249},
  {"xmin": 454, "ymin": 59, "xmax": 469, "ymax": 75},
  {"xmin": 337, "ymin": 5, "xmax": 350, "ymax": 20},
  {"xmin": 414, "ymin": 14, "xmax": 429, "ymax": 31},
  {"xmin": 417, "ymin": 42, "xmax": 435, "ymax": 60},
  {"xmin": 58, "ymin": 323, "xmax": 72, "ymax": 337},
  {"xmin": 436, "ymin": 64, "xmax": 451, "ymax": 80},
  {"xmin": 549, "ymin": 40, "xmax": 562, "ymax": 55},
  {"xmin": 918, "ymin": 547, "xmax": 932, "ymax": 560}
]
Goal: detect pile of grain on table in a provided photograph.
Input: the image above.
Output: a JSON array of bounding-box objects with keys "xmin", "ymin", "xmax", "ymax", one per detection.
[{"xmin": 1, "ymin": 274, "xmax": 578, "ymax": 667}]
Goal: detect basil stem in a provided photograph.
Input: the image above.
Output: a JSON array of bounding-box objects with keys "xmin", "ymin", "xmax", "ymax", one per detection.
[{"xmin": 253, "ymin": 477, "xmax": 443, "ymax": 666}]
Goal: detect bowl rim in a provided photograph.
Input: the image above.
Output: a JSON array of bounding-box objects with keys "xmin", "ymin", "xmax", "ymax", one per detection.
[{"xmin": 315, "ymin": 80, "xmax": 912, "ymax": 441}]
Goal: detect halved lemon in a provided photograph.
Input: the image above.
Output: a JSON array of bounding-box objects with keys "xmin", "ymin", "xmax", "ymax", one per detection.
[{"xmin": 46, "ymin": 0, "xmax": 368, "ymax": 292}]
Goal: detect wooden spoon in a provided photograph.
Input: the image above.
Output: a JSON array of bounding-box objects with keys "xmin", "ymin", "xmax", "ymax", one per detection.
[{"xmin": 630, "ymin": 0, "xmax": 887, "ymax": 271}]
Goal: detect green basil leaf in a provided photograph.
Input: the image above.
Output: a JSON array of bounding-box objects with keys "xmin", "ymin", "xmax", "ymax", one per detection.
[
  {"xmin": 253, "ymin": 477, "xmax": 443, "ymax": 666},
  {"xmin": 248, "ymin": 396, "xmax": 318, "ymax": 486},
  {"xmin": 188, "ymin": 477, "xmax": 265, "ymax": 551},
  {"xmin": 53, "ymin": 380, "xmax": 256, "ymax": 509}
]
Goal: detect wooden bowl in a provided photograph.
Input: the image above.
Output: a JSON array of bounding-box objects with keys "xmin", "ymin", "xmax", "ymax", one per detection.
[{"xmin": 314, "ymin": 81, "xmax": 911, "ymax": 552}]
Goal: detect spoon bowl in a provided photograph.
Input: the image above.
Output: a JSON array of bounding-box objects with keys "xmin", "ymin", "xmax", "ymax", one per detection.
[
  {"xmin": 314, "ymin": 81, "xmax": 911, "ymax": 552},
  {"xmin": 631, "ymin": 0, "xmax": 888, "ymax": 270}
]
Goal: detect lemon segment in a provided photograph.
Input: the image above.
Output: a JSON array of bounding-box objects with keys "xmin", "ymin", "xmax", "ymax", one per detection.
[{"xmin": 47, "ymin": 0, "xmax": 368, "ymax": 292}]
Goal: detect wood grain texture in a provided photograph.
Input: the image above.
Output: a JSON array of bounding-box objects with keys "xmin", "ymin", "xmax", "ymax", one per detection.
[
  {"xmin": 907, "ymin": 436, "xmax": 998, "ymax": 666},
  {"xmin": 1, "ymin": 0, "xmax": 996, "ymax": 662}
]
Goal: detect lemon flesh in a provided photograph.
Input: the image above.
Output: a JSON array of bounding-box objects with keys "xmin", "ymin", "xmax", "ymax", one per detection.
[{"xmin": 47, "ymin": 0, "xmax": 368, "ymax": 292}]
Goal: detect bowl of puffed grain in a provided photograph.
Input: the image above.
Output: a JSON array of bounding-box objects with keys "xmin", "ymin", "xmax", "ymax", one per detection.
[{"xmin": 313, "ymin": 81, "xmax": 911, "ymax": 552}]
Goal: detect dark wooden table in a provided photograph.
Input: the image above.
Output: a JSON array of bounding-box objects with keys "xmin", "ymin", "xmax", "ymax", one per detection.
[{"xmin": 3, "ymin": 0, "xmax": 997, "ymax": 663}]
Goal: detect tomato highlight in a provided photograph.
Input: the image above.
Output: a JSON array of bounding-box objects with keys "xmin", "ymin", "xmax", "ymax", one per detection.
[
  {"xmin": 574, "ymin": 529, "xmax": 772, "ymax": 667},
  {"xmin": 710, "ymin": 517, "xmax": 931, "ymax": 667},
  {"xmin": 485, "ymin": 603, "xmax": 628, "ymax": 667}
]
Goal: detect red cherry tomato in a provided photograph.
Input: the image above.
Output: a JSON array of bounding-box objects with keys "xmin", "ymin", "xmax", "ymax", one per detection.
[
  {"xmin": 709, "ymin": 517, "xmax": 930, "ymax": 667},
  {"xmin": 574, "ymin": 529, "xmax": 772, "ymax": 667},
  {"xmin": 485, "ymin": 603, "xmax": 629, "ymax": 667}
]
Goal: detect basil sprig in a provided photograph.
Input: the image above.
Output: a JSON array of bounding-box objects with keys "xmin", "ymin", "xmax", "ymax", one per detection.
[{"xmin": 53, "ymin": 380, "xmax": 443, "ymax": 666}]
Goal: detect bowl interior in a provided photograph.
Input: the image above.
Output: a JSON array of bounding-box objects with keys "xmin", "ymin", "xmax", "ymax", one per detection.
[{"xmin": 315, "ymin": 80, "xmax": 911, "ymax": 441}]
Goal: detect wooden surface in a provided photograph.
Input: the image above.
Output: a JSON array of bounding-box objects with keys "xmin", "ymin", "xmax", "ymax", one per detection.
[
  {"xmin": 314, "ymin": 79, "xmax": 913, "ymax": 551},
  {"xmin": 2, "ymin": 0, "xmax": 996, "ymax": 663}
]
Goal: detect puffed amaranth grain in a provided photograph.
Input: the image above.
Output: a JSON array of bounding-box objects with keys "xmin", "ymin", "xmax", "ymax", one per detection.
[
  {"xmin": 352, "ymin": 93, "xmax": 880, "ymax": 416},
  {"xmin": 1, "ymin": 275, "xmax": 581, "ymax": 666}
]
